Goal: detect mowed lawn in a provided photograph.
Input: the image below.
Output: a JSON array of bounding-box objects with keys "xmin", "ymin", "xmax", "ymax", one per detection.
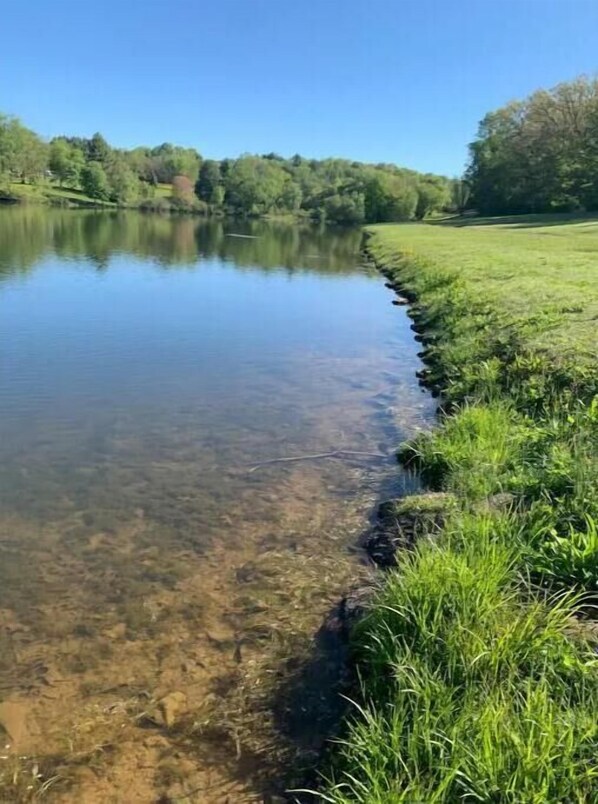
[
  {"xmin": 369, "ymin": 216, "xmax": 598, "ymax": 368},
  {"xmin": 322, "ymin": 215, "xmax": 598, "ymax": 803}
]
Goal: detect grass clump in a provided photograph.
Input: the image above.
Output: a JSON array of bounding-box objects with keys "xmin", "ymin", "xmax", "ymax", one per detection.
[
  {"xmin": 321, "ymin": 217, "xmax": 598, "ymax": 802},
  {"xmin": 324, "ymin": 526, "xmax": 597, "ymax": 802}
]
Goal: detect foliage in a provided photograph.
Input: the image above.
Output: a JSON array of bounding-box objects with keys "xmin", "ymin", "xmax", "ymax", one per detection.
[
  {"xmin": 415, "ymin": 177, "xmax": 450, "ymax": 219},
  {"xmin": 80, "ymin": 161, "xmax": 111, "ymax": 201},
  {"xmin": 468, "ymin": 76, "xmax": 598, "ymax": 215},
  {"xmin": 0, "ymin": 109, "xmax": 452, "ymax": 220},
  {"xmin": 225, "ymin": 155, "xmax": 290, "ymax": 214},
  {"xmin": 195, "ymin": 158, "xmax": 222, "ymax": 203},
  {"xmin": 49, "ymin": 138, "xmax": 85, "ymax": 187},
  {"xmin": 0, "ymin": 114, "xmax": 47, "ymax": 185}
]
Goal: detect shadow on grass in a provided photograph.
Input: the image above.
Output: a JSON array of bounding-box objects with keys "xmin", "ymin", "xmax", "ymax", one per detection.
[{"xmin": 432, "ymin": 212, "xmax": 598, "ymax": 229}]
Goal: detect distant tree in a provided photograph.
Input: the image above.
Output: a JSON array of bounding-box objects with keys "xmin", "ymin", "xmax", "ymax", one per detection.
[
  {"xmin": 80, "ymin": 161, "xmax": 111, "ymax": 200},
  {"xmin": 0, "ymin": 115, "xmax": 17, "ymax": 179},
  {"xmin": 106, "ymin": 157, "xmax": 139, "ymax": 203},
  {"xmin": 415, "ymin": 179, "xmax": 450, "ymax": 219},
  {"xmin": 126, "ymin": 146, "xmax": 153, "ymax": 183},
  {"xmin": 14, "ymin": 127, "xmax": 47, "ymax": 182},
  {"xmin": 171, "ymin": 174, "xmax": 195, "ymax": 202},
  {"xmin": 451, "ymin": 179, "xmax": 471, "ymax": 213},
  {"xmin": 225, "ymin": 156, "xmax": 288, "ymax": 214},
  {"xmin": 149, "ymin": 143, "xmax": 201, "ymax": 184},
  {"xmin": 467, "ymin": 77, "xmax": 598, "ymax": 214},
  {"xmin": 0, "ymin": 116, "xmax": 47, "ymax": 183},
  {"xmin": 280, "ymin": 181, "xmax": 302, "ymax": 212},
  {"xmin": 219, "ymin": 158, "xmax": 233, "ymax": 180},
  {"xmin": 87, "ymin": 132, "xmax": 111, "ymax": 164},
  {"xmin": 364, "ymin": 171, "xmax": 418, "ymax": 222},
  {"xmin": 195, "ymin": 159, "xmax": 222, "ymax": 203},
  {"xmin": 49, "ymin": 138, "xmax": 85, "ymax": 187},
  {"xmin": 323, "ymin": 192, "xmax": 365, "ymax": 224},
  {"xmin": 0, "ymin": 109, "xmax": 456, "ymax": 221}
]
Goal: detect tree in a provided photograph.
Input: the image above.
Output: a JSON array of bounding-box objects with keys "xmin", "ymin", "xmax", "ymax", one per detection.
[
  {"xmin": 451, "ymin": 179, "xmax": 471, "ymax": 214},
  {"xmin": 149, "ymin": 143, "xmax": 201, "ymax": 184},
  {"xmin": 467, "ymin": 77, "xmax": 598, "ymax": 214},
  {"xmin": 106, "ymin": 157, "xmax": 140, "ymax": 203},
  {"xmin": 364, "ymin": 171, "xmax": 418, "ymax": 222},
  {"xmin": 49, "ymin": 138, "xmax": 85, "ymax": 187},
  {"xmin": 126, "ymin": 146, "xmax": 153, "ymax": 183},
  {"xmin": 88, "ymin": 132, "xmax": 111, "ymax": 164},
  {"xmin": 225, "ymin": 156, "xmax": 289, "ymax": 214},
  {"xmin": 80, "ymin": 161, "xmax": 111, "ymax": 200},
  {"xmin": 415, "ymin": 178, "xmax": 450, "ymax": 219},
  {"xmin": 171, "ymin": 174, "xmax": 195, "ymax": 204},
  {"xmin": 323, "ymin": 192, "xmax": 365, "ymax": 224},
  {"xmin": 280, "ymin": 180, "xmax": 302, "ymax": 212},
  {"xmin": 0, "ymin": 116, "xmax": 47, "ymax": 183},
  {"xmin": 195, "ymin": 159, "xmax": 222, "ymax": 204}
]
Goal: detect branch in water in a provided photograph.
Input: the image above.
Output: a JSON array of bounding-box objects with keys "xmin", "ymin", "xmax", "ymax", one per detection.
[{"xmin": 247, "ymin": 449, "xmax": 389, "ymax": 473}]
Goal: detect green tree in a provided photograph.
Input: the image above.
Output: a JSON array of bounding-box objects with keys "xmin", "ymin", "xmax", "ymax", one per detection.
[
  {"xmin": 106, "ymin": 157, "xmax": 140, "ymax": 203},
  {"xmin": 468, "ymin": 77, "xmax": 598, "ymax": 214},
  {"xmin": 225, "ymin": 156, "xmax": 289, "ymax": 214},
  {"xmin": 49, "ymin": 138, "xmax": 85, "ymax": 187},
  {"xmin": 149, "ymin": 143, "xmax": 201, "ymax": 184},
  {"xmin": 195, "ymin": 159, "xmax": 222, "ymax": 204},
  {"xmin": 364, "ymin": 171, "xmax": 418, "ymax": 222},
  {"xmin": 415, "ymin": 178, "xmax": 450, "ymax": 219},
  {"xmin": 0, "ymin": 116, "xmax": 47, "ymax": 184},
  {"xmin": 80, "ymin": 161, "xmax": 111, "ymax": 200},
  {"xmin": 280, "ymin": 180, "xmax": 302, "ymax": 212},
  {"xmin": 451, "ymin": 179, "xmax": 471, "ymax": 213},
  {"xmin": 88, "ymin": 132, "xmax": 111, "ymax": 163},
  {"xmin": 323, "ymin": 192, "xmax": 365, "ymax": 224}
]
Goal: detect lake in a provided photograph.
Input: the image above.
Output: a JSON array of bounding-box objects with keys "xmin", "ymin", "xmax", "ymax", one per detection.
[{"xmin": 0, "ymin": 208, "xmax": 433, "ymax": 802}]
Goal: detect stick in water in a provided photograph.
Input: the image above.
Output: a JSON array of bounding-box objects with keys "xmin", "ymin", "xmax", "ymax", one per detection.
[{"xmin": 248, "ymin": 449, "xmax": 389, "ymax": 473}]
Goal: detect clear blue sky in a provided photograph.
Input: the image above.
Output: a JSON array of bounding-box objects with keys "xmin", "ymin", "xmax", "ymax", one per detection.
[{"xmin": 2, "ymin": 0, "xmax": 597, "ymax": 175}]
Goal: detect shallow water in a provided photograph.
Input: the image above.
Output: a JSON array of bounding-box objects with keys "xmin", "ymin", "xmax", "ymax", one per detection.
[{"xmin": 0, "ymin": 208, "xmax": 433, "ymax": 801}]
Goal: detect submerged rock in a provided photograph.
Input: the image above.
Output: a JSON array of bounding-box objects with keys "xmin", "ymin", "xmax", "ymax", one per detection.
[{"xmin": 365, "ymin": 492, "xmax": 457, "ymax": 567}]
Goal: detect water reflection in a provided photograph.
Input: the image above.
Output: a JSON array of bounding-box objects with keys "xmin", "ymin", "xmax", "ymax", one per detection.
[
  {"xmin": 0, "ymin": 208, "xmax": 432, "ymax": 802},
  {"xmin": 0, "ymin": 206, "xmax": 364, "ymax": 275}
]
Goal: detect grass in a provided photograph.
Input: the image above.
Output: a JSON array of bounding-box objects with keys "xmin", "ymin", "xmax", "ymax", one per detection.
[
  {"xmin": 319, "ymin": 216, "xmax": 598, "ymax": 802},
  {"xmin": 5, "ymin": 181, "xmax": 116, "ymax": 207},
  {"xmin": 154, "ymin": 182, "xmax": 173, "ymax": 199},
  {"xmin": 3, "ymin": 180, "xmax": 176, "ymax": 208}
]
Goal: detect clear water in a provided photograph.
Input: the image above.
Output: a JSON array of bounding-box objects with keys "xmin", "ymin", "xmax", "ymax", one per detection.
[{"xmin": 0, "ymin": 208, "xmax": 433, "ymax": 802}]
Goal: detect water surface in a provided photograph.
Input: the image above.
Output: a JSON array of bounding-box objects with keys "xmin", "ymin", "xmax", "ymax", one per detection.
[{"xmin": 0, "ymin": 208, "xmax": 432, "ymax": 802}]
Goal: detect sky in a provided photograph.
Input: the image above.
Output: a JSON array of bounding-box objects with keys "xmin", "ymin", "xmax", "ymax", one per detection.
[{"xmin": 2, "ymin": 0, "xmax": 597, "ymax": 176}]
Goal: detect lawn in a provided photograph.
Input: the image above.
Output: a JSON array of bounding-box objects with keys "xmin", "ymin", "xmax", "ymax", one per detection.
[
  {"xmin": 370, "ymin": 216, "xmax": 598, "ymax": 367},
  {"xmin": 321, "ymin": 216, "xmax": 598, "ymax": 802},
  {"xmin": 7, "ymin": 181, "xmax": 116, "ymax": 207}
]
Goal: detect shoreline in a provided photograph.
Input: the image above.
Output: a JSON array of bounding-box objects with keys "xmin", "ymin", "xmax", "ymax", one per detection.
[
  {"xmin": 315, "ymin": 220, "xmax": 598, "ymax": 801},
  {"xmin": 0, "ymin": 190, "xmax": 311, "ymax": 220}
]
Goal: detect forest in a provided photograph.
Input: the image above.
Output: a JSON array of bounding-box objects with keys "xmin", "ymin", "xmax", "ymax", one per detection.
[
  {"xmin": 0, "ymin": 116, "xmax": 456, "ymax": 223},
  {"xmin": 468, "ymin": 76, "xmax": 598, "ymax": 215}
]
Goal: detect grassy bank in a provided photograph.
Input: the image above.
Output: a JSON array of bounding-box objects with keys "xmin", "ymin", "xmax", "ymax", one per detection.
[
  {"xmin": 321, "ymin": 217, "xmax": 598, "ymax": 801},
  {"xmin": 3, "ymin": 181, "xmax": 117, "ymax": 208},
  {"xmin": 2, "ymin": 181, "xmax": 181, "ymax": 210}
]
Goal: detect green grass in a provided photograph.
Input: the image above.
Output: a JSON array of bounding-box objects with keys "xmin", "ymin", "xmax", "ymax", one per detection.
[
  {"xmin": 154, "ymin": 182, "xmax": 173, "ymax": 199},
  {"xmin": 372, "ymin": 216, "xmax": 598, "ymax": 372},
  {"xmin": 319, "ymin": 217, "xmax": 598, "ymax": 802},
  {"xmin": 6, "ymin": 181, "xmax": 116, "ymax": 207}
]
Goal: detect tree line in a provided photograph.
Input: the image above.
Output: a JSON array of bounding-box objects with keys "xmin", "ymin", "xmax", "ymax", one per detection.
[
  {"xmin": 468, "ymin": 76, "xmax": 598, "ymax": 215},
  {"xmin": 0, "ymin": 113, "xmax": 459, "ymax": 223}
]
